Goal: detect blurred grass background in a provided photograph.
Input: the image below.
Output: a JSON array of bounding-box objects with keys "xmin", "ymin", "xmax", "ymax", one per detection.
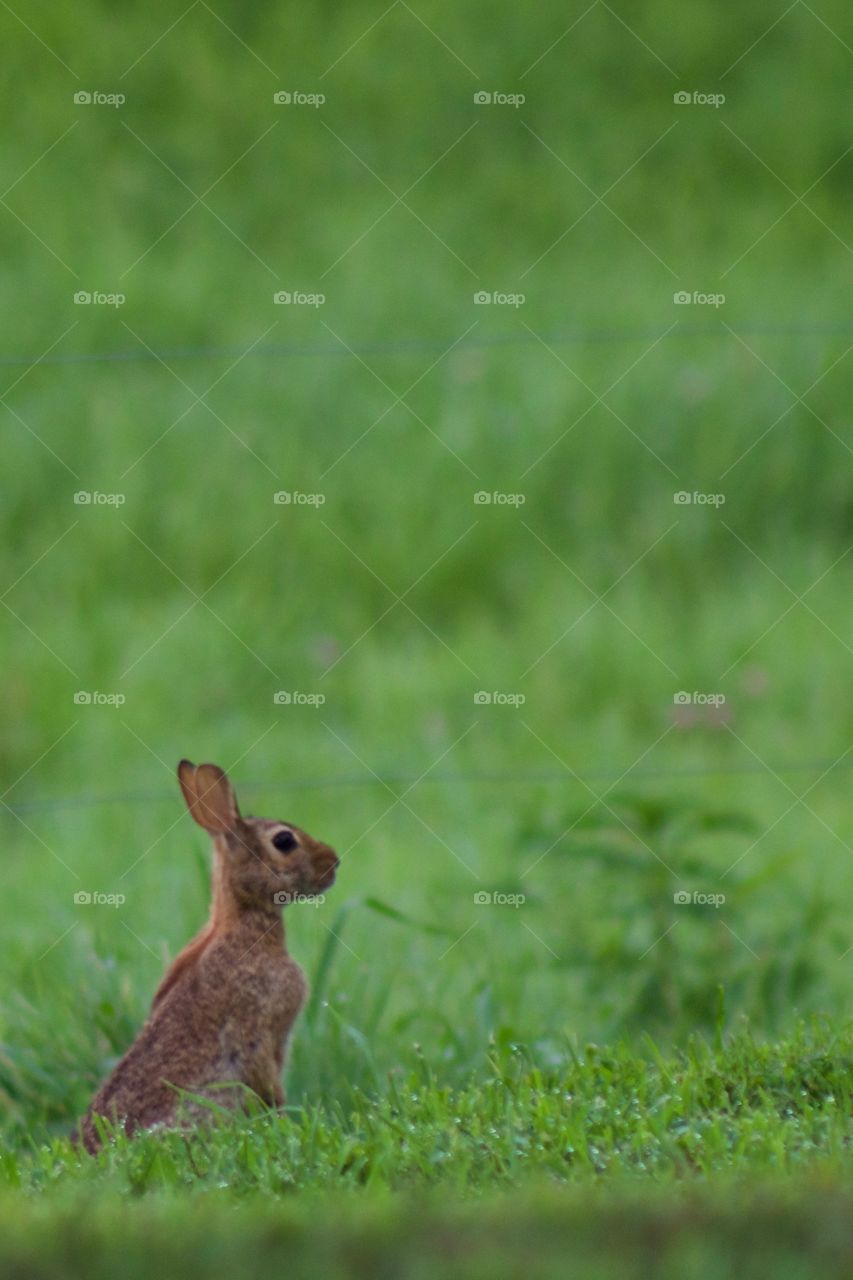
[{"xmin": 2, "ymin": 0, "xmax": 853, "ymax": 1139}]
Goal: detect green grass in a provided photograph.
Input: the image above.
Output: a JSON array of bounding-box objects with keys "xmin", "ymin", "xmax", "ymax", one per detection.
[
  {"xmin": 9, "ymin": 1023, "xmax": 852, "ymax": 1192},
  {"xmin": 8, "ymin": 1183, "xmax": 853, "ymax": 1280},
  {"xmin": 4, "ymin": 1025, "xmax": 853, "ymax": 1276},
  {"xmin": 3, "ymin": 0, "xmax": 853, "ymax": 1274}
]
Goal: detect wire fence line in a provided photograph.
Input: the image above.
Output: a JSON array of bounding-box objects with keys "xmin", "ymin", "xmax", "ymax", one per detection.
[
  {"xmin": 1, "ymin": 322, "xmax": 851, "ymax": 372},
  {"xmin": 4, "ymin": 755, "xmax": 853, "ymax": 817}
]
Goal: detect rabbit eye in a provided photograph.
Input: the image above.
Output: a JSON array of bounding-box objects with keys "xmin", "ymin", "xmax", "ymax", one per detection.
[{"xmin": 272, "ymin": 829, "xmax": 297, "ymax": 852}]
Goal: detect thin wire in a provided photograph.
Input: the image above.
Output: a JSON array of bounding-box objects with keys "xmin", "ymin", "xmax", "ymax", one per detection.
[
  {"xmin": 1, "ymin": 322, "xmax": 851, "ymax": 371},
  {"xmin": 4, "ymin": 755, "xmax": 853, "ymax": 816}
]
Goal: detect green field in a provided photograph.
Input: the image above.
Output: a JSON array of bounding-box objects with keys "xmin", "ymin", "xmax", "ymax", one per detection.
[{"xmin": 3, "ymin": 1, "xmax": 853, "ymax": 1274}]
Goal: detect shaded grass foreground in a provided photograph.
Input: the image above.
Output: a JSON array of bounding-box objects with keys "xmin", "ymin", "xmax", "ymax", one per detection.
[{"xmin": 4, "ymin": 1181, "xmax": 853, "ymax": 1280}]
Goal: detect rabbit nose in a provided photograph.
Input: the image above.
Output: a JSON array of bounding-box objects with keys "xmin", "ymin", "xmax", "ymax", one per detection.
[{"xmin": 317, "ymin": 852, "xmax": 339, "ymax": 888}]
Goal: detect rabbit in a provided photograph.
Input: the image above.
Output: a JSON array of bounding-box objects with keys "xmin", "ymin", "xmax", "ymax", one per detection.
[{"xmin": 76, "ymin": 760, "xmax": 338, "ymax": 1154}]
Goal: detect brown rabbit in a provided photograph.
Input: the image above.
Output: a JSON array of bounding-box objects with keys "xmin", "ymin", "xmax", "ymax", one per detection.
[{"xmin": 76, "ymin": 760, "xmax": 338, "ymax": 1154}]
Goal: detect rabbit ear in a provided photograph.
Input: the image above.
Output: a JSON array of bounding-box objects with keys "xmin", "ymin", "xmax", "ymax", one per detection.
[{"xmin": 177, "ymin": 760, "xmax": 241, "ymax": 833}]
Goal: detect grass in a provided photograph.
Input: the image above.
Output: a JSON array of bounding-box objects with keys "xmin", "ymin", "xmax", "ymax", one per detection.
[
  {"xmin": 3, "ymin": 0, "xmax": 853, "ymax": 1274},
  {"xmin": 9, "ymin": 1022, "xmax": 851, "ymax": 1192},
  {"xmin": 3, "ymin": 1024, "xmax": 853, "ymax": 1275},
  {"xmin": 8, "ymin": 1184, "xmax": 853, "ymax": 1280}
]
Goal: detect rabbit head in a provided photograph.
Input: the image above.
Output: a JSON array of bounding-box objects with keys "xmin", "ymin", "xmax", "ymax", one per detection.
[{"xmin": 177, "ymin": 760, "xmax": 338, "ymax": 916}]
